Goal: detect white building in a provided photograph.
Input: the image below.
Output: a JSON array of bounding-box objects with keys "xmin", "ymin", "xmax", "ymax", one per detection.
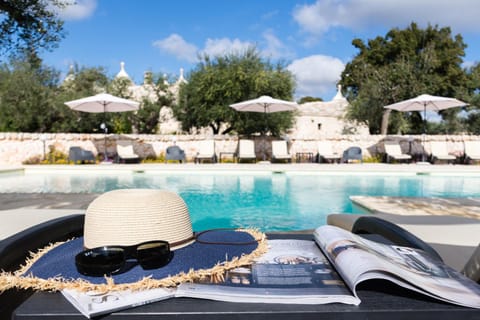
[{"xmin": 289, "ymin": 85, "xmax": 369, "ymax": 139}]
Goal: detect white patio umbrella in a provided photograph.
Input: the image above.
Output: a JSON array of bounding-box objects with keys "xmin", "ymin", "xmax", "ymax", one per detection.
[
  {"xmin": 65, "ymin": 93, "xmax": 140, "ymax": 161},
  {"xmin": 230, "ymin": 95, "xmax": 298, "ymax": 160},
  {"xmin": 384, "ymin": 94, "xmax": 467, "ymax": 161}
]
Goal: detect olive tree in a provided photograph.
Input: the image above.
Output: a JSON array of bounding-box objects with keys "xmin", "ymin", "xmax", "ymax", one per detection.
[
  {"xmin": 175, "ymin": 47, "xmax": 296, "ymax": 135},
  {"xmin": 0, "ymin": 0, "xmax": 68, "ymax": 59},
  {"xmin": 341, "ymin": 23, "xmax": 468, "ymax": 134}
]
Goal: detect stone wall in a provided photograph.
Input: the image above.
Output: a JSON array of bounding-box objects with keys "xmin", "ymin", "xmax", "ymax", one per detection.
[{"xmin": 0, "ymin": 132, "xmax": 478, "ymax": 164}]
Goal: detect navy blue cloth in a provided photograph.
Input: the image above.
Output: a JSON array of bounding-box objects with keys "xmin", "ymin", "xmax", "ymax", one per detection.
[{"xmin": 25, "ymin": 230, "xmax": 258, "ymax": 284}]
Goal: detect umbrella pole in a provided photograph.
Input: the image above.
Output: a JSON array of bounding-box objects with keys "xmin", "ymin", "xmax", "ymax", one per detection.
[
  {"xmin": 102, "ymin": 106, "xmax": 109, "ymax": 162},
  {"xmin": 263, "ymin": 105, "xmax": 267, "ymax": 161},
  {"xmin": 422, "ymin": 104, "xmax": 426, "ymax": 162},
  {"xmin": 104, "ymin": 132, "xmax": 108, "ymax": 161}
]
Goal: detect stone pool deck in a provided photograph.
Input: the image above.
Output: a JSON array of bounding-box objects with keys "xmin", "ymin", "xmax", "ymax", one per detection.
[
  {"xmin": 351, "ymin": 196, "xmax": 480, "ymax": 220},
  {"xmin": 1, "ymin": 163, "xmax": 479, "ymax": 240}
]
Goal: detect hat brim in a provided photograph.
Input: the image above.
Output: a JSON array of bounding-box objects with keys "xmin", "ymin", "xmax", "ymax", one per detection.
[{"xmin": 4, "ymin": 229, "xmax": 267, "ymax": 292}]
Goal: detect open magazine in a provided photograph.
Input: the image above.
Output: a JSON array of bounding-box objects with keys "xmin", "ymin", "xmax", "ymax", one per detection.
[
  {"xmin": 62, "ymin": 225, "xmax": 480, "ymax": 318},
  {"xmin": 314, "ymin": 225, "xmax": 480, "ymax": 309}
]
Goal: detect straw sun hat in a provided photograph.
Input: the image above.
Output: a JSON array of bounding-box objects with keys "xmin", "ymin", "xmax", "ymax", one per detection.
[
  {"xmin": 84, "ymin": 189, "xmax": 195, "ymax": 250},
  {"xmin": 1, "ymin": 189, "xmax": 267, "ymax": 293}
]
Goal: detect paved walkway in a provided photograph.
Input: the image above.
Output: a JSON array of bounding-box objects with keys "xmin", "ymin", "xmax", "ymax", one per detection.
[
  {"xmin": 0, "ymin": 193, "xmax": 99, "ymax": 210},
  {"xmin": 0, "ymin": 191, "xmax": 98, "ymax": 240}
]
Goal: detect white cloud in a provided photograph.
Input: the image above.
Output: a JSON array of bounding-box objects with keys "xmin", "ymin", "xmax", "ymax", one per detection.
[
  {"xmin": 202, "ymin": 38, "xmax": 253, "ymax": 57},
  {"xmin": 293, "ymin": 0, "xmax": 480, "ymax": 37},
  {"xmin": 287, "ymin": 55, "xmax": 345, "ymax": 98},
  {"xmin": 293, "ymin": 0, "xmax": 347, "ymax": 35},
  {"xmin": 153, "ymin": 34, "xmax": 198, "ymax": 63},
  {"xmin": 261, "ymin": 29, "xmax": 294, "ymax": 60},
  {"xmin": 58, "ymin": 0, "xmax": 97, "ymax": 21},
  {"xmin": 154, "ymin": 35, "xmax": 254, "ymax": 62}
]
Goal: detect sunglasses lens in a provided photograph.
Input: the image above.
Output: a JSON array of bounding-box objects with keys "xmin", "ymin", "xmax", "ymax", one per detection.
[
  {"xmin": 75, "ymin": 247, "xmax": 125, "ymax": 276},
  {"xmin": 137, "ymin": 241, "xmax": 171, "ymax": 269}
]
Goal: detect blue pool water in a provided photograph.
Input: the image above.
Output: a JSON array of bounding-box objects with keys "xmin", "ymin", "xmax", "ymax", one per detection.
[{"xmin": 1, "ymin": 172, "xmax": 479, "ymax": 231}]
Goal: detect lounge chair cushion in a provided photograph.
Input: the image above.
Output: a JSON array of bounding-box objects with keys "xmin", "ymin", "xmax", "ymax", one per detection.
[
  {"xmin": 384, "ymin": 142, "xmax": 412, "ymax": 162},
  {"xmin": 430, "ymin": 141, "xmax": 456, "ymax": 163},
  {"xmin": 195, "ymin": 140, "xmax": 216, "ymax": 163},
  {"xmin": 317, "ymin": 141, "xmax": 341, "ymax": 163},
  {"xmin": 464, "ymin": 141, "xmax": 480, "ymax": 161},
  {"xmin": 271, "ymin": 141, "xmax": 291, "ymax": 162},
  {"xmin": 116, "ymin": 140, "xmax": 140, "ymax": 162},
  {"xmin": 237, "ymin": 139, "xmax": 256, "ymax": 161}
]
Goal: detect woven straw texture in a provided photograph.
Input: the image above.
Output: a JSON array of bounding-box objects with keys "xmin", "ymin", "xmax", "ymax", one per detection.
[{"xmin": 84, "ymin": 189, "xmax": 193, "ymax": 249}]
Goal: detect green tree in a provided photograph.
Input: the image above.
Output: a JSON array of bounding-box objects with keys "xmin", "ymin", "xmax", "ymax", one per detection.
[
  {"xmin": 0, "ymin": 0, "xmax": 68, "ymax": 60},
  {"xmin": 108, "ymin": 73, "xmax": 175, "ymax": 134},
  {"xmin": 0, "ymin": 58, "xmax": 177, "ymax": 134},
  {"xmin": 175, "ymin": 47, "xmax": 296, "ymax": 135},
  {"xmin": 463, "ymin": 62, "xmax": 480, "ymax": 134},
  {"xmin": 0, "ymin": 58, "xmax": 61, "ymax": 132},
  {"xmin": 107, "ymin": 76, "xmax": 136, "ymax": 133},
  {"xmin": 57, "ymin": 65, "xmax": 109, "ymax": 133},
  {"xmin": 132, "ymin": 74, "xmax": 175, "ymax": 134},
  {"xmin": 341, "ymin": 23, "xmax": 468, "ymax": 134},
  {"xmin": 298, "ymin": 96, "xmax": 323, "ymax": 104}
]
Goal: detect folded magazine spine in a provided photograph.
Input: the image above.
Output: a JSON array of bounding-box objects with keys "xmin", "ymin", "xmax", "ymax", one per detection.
[{"xmin": 176, "ymin": 239, "xmax": 361, "ymax": 305}]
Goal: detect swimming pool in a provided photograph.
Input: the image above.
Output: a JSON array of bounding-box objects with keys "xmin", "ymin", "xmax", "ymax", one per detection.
[{"xmin": 1, "ymin": 170, "xmax": 479, "ymax": 231}]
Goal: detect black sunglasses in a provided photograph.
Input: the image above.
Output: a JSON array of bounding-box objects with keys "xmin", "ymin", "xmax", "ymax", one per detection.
[{"xmin": 75, "ymin": 240, "xmax": 171, "ymax": 277}]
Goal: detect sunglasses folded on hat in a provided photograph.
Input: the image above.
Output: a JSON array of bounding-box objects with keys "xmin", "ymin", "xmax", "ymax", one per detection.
[{"xmin": 1, "ymin": 189, "xmax": 267, "ymax": 292}]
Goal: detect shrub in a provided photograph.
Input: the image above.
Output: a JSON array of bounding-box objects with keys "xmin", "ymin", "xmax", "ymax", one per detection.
[{"xmin": 23, "ymin": 146, "xmax": 69, "ymax": 164}]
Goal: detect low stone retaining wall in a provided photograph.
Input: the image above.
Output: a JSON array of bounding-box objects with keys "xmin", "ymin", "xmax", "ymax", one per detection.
[{"xmin": 0, "ymin": 132, "xmax": 477, "ymax": 164}]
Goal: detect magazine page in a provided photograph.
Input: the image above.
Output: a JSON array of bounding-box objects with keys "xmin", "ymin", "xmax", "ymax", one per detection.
[
  {"xmin": 176, "ymin": 239, "xmax": 361, "ymax": 305},
  {"xmin": 314, "ymin": 225, "xmax": 480, "ymax": 309},
  {"xmin": 61, "ymin": 287, "xmax": 175, "ymax": 318}
]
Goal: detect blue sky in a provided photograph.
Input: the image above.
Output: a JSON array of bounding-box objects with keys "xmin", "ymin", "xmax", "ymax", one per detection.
[{"xmin": 43, "ymin": 0, "xmax": 480, "ymax": 101}]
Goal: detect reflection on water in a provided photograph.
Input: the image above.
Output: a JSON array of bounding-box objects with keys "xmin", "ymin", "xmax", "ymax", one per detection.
[{"xmin": 1, "ymin": 173, "xmax": 479, "ymax": 231}]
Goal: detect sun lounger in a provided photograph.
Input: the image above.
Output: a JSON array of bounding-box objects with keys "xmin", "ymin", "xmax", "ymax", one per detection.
[
  {"xmin": 327, "ymin": 213, "xmax": 480, "ymax": 275},
  {"xmin": 351, "ymin": 216, "xmax": 444, "ymax": 262},
  {"xmin": 317, "ymin": 141, "xmax": 341, "ymax": 163},
  {"xmin": 430, "ymin": 141, "xmax": 456, "ymax": 164},
  {"xmin": 0, "ymin": 214, "xmax": 85, "ymax": 317},
  {"xmin": 351, "ymin": 216, "xmax": 479, "ymax": 283},
  {"xmin": 116, "ymin": 140, "xmax": 140, "ymax": 163},
  {"xmin": 384, "ymin": 141, "xmax": 412, "ymax": 163},
  {"xmin": 194, "ymin": 140, "xmax": 216, "ymax": 163},
  {"xmin": 237, "ymin": 139, "xmax": 256, "ymax": 163},
  {"xmin": 68, "ymin": 146, "xmax": 95, "ymax": 164},
  {"xmin": 271, "ymin": 140, "xmax": 292, "ymax": 163},
  {"xmin": 464, "ymin": 140, "xmax": 480, "ymax": 164}
]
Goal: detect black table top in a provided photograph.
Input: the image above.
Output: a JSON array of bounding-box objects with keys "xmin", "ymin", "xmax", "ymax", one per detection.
[
  {"xmin": 12, "ymin": 234, "xmax": 480, "ymax": 320},
  {"xmin": 13, "ymin": 282, "xmax": 480, "ymax": 320}
]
